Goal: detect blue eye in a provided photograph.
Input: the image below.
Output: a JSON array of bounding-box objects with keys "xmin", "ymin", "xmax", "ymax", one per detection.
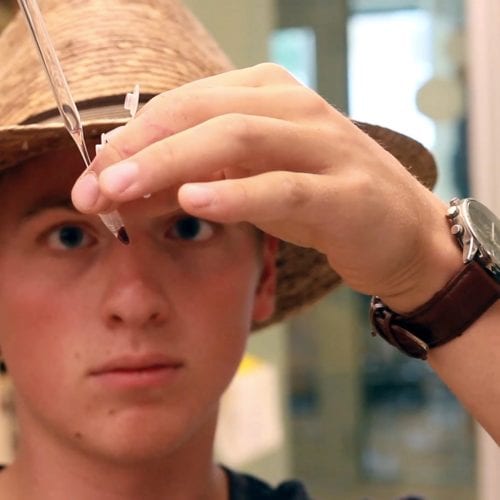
[
  {"xmin": 169, "ymin": 217, "xmax": 214, "ymax": 241},
  {"xmin": 47, "ymin": 225, "xmax": 93, "ymax": 250}
]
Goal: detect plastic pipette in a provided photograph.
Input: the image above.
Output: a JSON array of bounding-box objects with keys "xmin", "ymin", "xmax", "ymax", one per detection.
[{"xmin": 16, "ymin": 0, "xmax": 129, "ymax": 244}]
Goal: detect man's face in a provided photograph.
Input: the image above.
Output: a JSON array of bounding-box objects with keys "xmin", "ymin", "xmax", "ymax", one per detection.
[{"xmin": 0, "ymin": 147, "xmax": 277, "ymax": 463}]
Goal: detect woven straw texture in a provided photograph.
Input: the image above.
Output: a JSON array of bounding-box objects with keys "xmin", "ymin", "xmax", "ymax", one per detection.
[{"xmin": 0, "ymin": 0, "xmax": 437, "ymax": 327}]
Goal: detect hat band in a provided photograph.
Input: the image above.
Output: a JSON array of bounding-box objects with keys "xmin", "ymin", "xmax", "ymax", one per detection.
[{"xmin": 21, "ymin": 93, "xmax": 157, "ymax": 125}]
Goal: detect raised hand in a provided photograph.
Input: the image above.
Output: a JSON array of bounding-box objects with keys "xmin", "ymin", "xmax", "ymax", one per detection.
[{"xmin": 72, "ymin": 63, "xmax": 461, "ymax": 310}]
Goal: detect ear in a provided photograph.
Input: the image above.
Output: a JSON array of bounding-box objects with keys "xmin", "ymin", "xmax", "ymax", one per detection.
[{"xmin": 251, "ymin": 235, "xmax": 279, "ymax": 324}]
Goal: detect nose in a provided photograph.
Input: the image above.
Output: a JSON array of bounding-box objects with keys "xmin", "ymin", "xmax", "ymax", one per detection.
[{"xmin": 99, "ymin": 241, "xmax": 169, "ymax": 331}]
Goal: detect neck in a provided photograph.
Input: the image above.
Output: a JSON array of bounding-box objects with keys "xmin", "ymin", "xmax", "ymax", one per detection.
[{"xmin": 0, "ymin": 412, "xmax": 228, "ymax": 500}]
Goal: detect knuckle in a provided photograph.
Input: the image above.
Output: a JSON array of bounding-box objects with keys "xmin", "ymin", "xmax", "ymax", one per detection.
[
  {"xmin": 137, "ymin": 90, "xmax": 195, "ymax": 134},
  {"xmin": 253, "ymin": 62, "xmax": 295, "ymax": 82},
  {"xmin": 159, "ymin": 90, "xmax": 194, "ymax": 122},
  {"xmin": 232, "ymin": 182, "xmax": 250, "ymax": 208},
  {"xmin": 347, "ymin": 169, "xmax": 374, "ymax": 197},
  {"xmin": 281, "ymin": 175, "xmax": 309, "ymax": 209},
  {"xmin": 141, "ymin": 94, "xmax": 185, "ymax": 132},
  {"xmin": 217, "ymin": 113, "xmax": 257, "ymax": 144},
  {"xmin": 297, "ymin": 87, "xmax": 333, "ymax": 117},
  {"xmin": 140, "ymin": 116, "xmax": 174, "ymax": 146},
  {"xmin": 309, "ymin": 92, "xmax": 333, "ymax": 117},
  {"xmin": 154, "ymin": 137, "xmax": 177, "ymax": 171}
]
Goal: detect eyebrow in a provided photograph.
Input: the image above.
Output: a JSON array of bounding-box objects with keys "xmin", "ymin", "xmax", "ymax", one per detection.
[{"xmin": 21, "ymin": 196, "xmax": 78, "ymax": 221}]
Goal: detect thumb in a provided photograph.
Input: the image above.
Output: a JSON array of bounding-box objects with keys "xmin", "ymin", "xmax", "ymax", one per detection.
[{"xmin": 178, "ymin": 171, "xmax": 332, "ymax": 249}]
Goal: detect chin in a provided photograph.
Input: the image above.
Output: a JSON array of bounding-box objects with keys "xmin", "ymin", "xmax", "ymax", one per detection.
[
  {"xmin": 72, "ymin": 404, "xmax": 218, "ymax": 466},
  {"xmin": 92, "ymin": 434, "xmax": 184, "ymax": 466}
]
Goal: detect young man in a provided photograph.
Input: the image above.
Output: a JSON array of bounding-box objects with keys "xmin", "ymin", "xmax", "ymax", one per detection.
[{"xmin": 0, "ymin": 0, "xmax": 497, "ymax": 498}]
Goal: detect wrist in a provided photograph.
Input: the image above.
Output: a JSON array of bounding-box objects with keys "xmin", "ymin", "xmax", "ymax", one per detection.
[
  {"xmin": 380, "ymin": 208, "xmax": 463, "ymax": 314},
  {"xmin": 371, "ymin": 197, "xmax": 500, "ymax": 360}
]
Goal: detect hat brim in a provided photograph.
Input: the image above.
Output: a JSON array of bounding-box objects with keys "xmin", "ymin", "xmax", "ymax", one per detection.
[
  {"xmin": 0, "ymin": 118, "xmax": 437, "ymax": 328},
  {"xmin": 0, "ymin": 119, "xmax": 126, "ymax": 171},
  {"xmin": 0, "ymin": 119, "xmax": 437, "ymax": 185}
]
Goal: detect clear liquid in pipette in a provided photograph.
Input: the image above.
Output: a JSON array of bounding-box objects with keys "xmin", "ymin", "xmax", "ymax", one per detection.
[{"xmin": 71, "ymin": 129, "xmax": 91, "ymax": 167}]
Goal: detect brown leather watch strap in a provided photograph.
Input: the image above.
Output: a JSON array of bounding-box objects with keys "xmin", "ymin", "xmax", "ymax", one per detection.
[{"xmin": 371, "ymin": 261, "xmax": 500, "ymax": 359}]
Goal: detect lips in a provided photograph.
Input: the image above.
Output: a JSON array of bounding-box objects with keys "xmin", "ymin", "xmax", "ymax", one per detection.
[
  {"xmin": 89, "ymin": 353, "xmax": 184, "ymax": 389},
  {"xmin": 90, "ymin": 354, "xmax": 183, "ymax": 375}
]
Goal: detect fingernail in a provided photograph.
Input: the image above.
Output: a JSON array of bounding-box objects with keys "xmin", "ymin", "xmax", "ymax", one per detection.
[
  {"xmin": 100, "ymin": 161, "xmax": 140, "ymax": 195},
  {"xmin": 73, "ymin": 172, "xmax": 100, "ymax": 210},
  {"xmin": 183, "ymin": 184, "xmax": 215, "ymax": 208}
]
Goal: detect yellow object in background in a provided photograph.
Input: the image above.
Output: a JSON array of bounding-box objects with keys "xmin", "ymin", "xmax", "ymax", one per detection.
[{"xmin": 237, "ymin": 354, "xmax": 262, "ymax": 375}]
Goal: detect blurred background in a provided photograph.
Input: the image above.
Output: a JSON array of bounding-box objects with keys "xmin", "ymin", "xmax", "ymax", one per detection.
[{"xmin": 0, "ymin": 0, "xmax": 498, "ymax": 499}]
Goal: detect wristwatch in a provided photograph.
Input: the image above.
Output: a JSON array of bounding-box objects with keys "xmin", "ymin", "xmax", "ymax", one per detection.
[{"xmin": 370, "ymin": 198, "xmax": 500, "ymax": 359}]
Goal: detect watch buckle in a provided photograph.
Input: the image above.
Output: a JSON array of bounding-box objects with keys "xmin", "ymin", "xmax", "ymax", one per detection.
[
  {"xmin": 370, "ymin": 298, "xmax": 430, "ymax": 360},
  {"xmin": 392, "ymin": 326, "xmax": 430, "ymax": 360}
]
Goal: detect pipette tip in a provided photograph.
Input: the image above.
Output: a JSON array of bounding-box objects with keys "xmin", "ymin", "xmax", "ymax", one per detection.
[{"xmin": 117, "ymin": 227, "xmax": 130, "ymax": 245}]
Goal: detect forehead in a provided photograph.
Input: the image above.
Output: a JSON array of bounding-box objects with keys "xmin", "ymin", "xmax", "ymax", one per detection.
[{"xmin": 0, "ymin": 147, "xmax": 85, "ymax": 221}]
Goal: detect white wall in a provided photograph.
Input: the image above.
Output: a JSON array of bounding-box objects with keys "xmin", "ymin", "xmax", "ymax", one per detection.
[
  {"xmin": 183, "ymin": 0, "xmax": 275, "ymax": 68},
  {"xmin": 466, "ymin": 1, "xmax": 500, "ymax": 499},
  {"xmin": 467, "ymin": 0, "xmax": 500, "ymax": 212}
]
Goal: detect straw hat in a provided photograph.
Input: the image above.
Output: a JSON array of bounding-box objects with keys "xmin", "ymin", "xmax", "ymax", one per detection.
[{"xmin": 0, "ymin": 0, "xmax": 437, "ymax": 327}]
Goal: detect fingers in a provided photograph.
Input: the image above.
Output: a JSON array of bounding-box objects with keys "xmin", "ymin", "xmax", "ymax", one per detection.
[
  {"xmin": 95, "ymin": 82, "xmax": 324, "ymax": 171},
  {"xmin": 85, "ymin": 63, "xmax": 321, "ymax": 175},
  {"xmin": 179, "ymin": 171, "xmax": 313, "ymax": 222},
  {"xmin": 73, "ymin": 114, "xmax": 332, "ymax": 214},
  {"xmin": 71, "ymin": 64, "xmax": 334, "ymax": 214}
]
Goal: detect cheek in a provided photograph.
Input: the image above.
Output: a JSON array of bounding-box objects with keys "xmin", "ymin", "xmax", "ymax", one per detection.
[
  {"xmin": 172, "ymin": 248, "xmax": 261, "ymax": 388},
  {"xmin": 0, "ymin": 260, "xmax": 82, "ymax": 388},
  {"xmin": 180, "ymin": 270, "xmax": 254, "ymax": 357},
  {"xmin": 172, "ymin": 230, "xmax": 262, "ymax": 335},
  {"xmin": 181, "ymin": 252, "xmax": 259, "ymax": 328},
  {"xmin": 0, "ymin": 265, "xmax": 71, "ymax": 333}
]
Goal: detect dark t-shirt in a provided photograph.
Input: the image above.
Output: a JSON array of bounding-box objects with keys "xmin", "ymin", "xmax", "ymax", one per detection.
[
  {"xmin": 0, "ymin": 464, "xmax": 423, "ymax": 499},
  {"xmin": 0, "ymin": 464, "xmax": 311, "ymax": 499},
  {"xmin": 225, "ymin": 468, "xmax": 312, "ymax": 499},
  {"xmin": 224, "ymin": 468, "xmax": 425, "ymax": 500}
]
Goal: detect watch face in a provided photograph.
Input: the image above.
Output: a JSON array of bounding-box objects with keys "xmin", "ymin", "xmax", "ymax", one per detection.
[{"xmin": 465, "ymin": 199, "xmax": 500, "ymax": 266}]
